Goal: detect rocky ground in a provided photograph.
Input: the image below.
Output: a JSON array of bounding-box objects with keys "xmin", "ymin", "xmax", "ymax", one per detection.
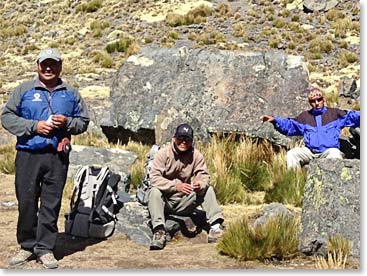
[{"xmin": 0, "ymin": 173, "xmax": 320, "ymax": 270}]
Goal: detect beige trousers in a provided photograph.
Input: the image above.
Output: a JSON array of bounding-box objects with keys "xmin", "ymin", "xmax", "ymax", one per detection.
[
  {"xmin": 148, "ymin": 186, "xmax": 224, "ymax": 230},
  {"xmin": 287, "ymin": 147, "xmax": 344, "ymax": 169}
]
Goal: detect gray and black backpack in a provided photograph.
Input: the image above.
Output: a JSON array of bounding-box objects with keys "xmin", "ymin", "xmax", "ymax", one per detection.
[
  {"xmin": 65, "ymin": 165, "xmax": 122, "ymax": 238},
  {"xmin": 136, "ymin": 144, "xmax": 160, "ymax": 205}
]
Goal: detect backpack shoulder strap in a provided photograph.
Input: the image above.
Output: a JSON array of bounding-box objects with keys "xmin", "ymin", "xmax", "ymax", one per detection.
[{"xmin": 70, "ymin": 165, "xmax": 89, "ymax": 211}]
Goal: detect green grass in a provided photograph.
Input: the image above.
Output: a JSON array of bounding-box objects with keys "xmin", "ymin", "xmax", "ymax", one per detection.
[
  {"xmin": 217, "ymin": 214, "xmax": 299, "ymax": 261},
  {"xmin": 264, "ymin": 165, "xmax": 307, "ymax": 207}
]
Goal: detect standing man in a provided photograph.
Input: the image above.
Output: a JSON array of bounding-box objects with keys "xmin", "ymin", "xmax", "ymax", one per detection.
[
  {"xmin": 262, "ymin": 87, "xmax": 360, "ymax": 169},
  {"xmin": 147, "ymin": 123, "xmax": 225, "ymax": 250},
  {"xmin": 1, "ymin": 48, "xmax": 90, "ymax": 268}
]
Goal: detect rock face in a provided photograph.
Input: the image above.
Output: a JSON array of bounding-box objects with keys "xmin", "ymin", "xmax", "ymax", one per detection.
[
  {"xmin": 303, "ymin": 0, "xmax": 339, "ymax": 12},
  {"xmin": 299, "ymin": 159, "xmax": 360, "ymax": 258},
  {"xmin": 101, "ymin": 46, "xmax": 309, "ymax": 146}
]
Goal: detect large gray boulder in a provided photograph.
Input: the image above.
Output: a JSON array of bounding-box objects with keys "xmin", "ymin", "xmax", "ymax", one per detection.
[
  {"xmin": 101, "ymin": 46, "xmax": 309, "ymax": 146},
  {"xmin": 299, "ymin": 158, "xmax": 360, "ymax": 258},
  {"xmin": 303, "ymin": 0, "xmax": 339, "ymax": 12}
]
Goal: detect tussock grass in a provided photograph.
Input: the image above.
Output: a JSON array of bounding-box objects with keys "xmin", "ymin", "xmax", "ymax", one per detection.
[
  {"xmin": 314, "ymin": 235, "xmax": 351, "ymax": 269},
  {"xmin": 165, "ymin": 5, "xmax": 212, "ymax": 27},
  {"xmin": 0, "ymin": 144, "xmax": 16, "ymax": 174},
  {"xmin": 264, "ymin": 156, "xmax": 307, "ymax": 207},
  {"xmin": 76, "ymin": 0, "xmax": 102, "ymax": 13},
  {"xmin": 337, "ymin": 51, "xmax": 358, "ymax": 67},
  {"xmin": 92, "ymin": 51, "xmax": 113, "ymax": 68},
  {"xmin": 217, "ymin": 215, "xmax": 299, "ymax": 261},
  {"xmin": 120, "ymin": 142, "xmax": 151, "ymax": 191}
]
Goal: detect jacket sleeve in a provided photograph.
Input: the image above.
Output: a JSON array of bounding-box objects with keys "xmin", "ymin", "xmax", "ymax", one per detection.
[
  {"xmin": 273, "ymin": 117, "xmax": 305, "ymax": 136},
  {"xmin": 193, "ymin": 151, "xmax": 210, "ymax": 190},
  {"xmin": 65, "ymin": 89, "xmax": 90, "ymax": 135},
  {"xmin": 1, "ymin": 86, "xmax": 38, "ymax": 137},
  {"xmin": 338, "ymin": 110, "xmax": 360, "ymax": 128},
  {"xmin": 150, "ymin": 148, "xmax": 179, "ymax": 193}
]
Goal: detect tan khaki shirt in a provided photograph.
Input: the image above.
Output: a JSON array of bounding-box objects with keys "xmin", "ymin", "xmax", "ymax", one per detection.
[{"xmin": 150, "ymin": 141, "xmax": 210, "ymax": 196}]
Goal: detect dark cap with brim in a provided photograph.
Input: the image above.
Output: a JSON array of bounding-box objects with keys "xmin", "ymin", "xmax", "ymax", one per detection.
[{"xmin": 174, "ymin": 123, "xmax": 194, "ymax": 140}]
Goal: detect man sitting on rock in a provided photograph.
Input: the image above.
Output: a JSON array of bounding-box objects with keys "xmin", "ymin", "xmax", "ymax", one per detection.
[
  {"xmin": 262, "ymin": 87, "xmax": 360, "ymax": 169},
  {"xmin": 147, "ymin": 123, "xmax": 224, "ymax": 250}
]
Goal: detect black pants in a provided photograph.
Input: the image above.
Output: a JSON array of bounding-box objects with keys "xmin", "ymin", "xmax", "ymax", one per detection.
[{"xmin": 14, "ymin": 149, "xmax": 69, "ymax": 256}]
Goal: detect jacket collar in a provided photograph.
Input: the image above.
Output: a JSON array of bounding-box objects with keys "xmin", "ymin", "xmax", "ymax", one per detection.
[
  {"xmin": 310, "ymin": 106, "xmax": 327, "ymax": 116},
  {"xmin": 34, "ymin": 76, "xmax": 65, "ymax": 92}
]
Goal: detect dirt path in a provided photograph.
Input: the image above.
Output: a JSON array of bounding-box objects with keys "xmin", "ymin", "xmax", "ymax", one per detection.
[{"xmin": 1, "ymin": 173, "xmax": 317, "ymax": 270}]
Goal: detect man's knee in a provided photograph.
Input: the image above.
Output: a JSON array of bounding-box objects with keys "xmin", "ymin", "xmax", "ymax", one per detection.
[
  {"xmin": 324, "ymin": 148, "xmax": 344, "ymax": 159},
  {"xmin": 148, "ymin": 187, "xmax": 163, "ymax": 200}
]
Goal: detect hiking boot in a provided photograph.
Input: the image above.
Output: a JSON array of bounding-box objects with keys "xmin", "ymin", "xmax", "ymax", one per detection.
[
  {"xmin": 150, "ymin": 229, "xmax": 166, "ymax": 250},
  {"xmin": 9, "ymin": 249, "xmax": 35, "ymax": 267},
  {"xmin": 208, "ymin": 225, "xmax": 225, "ymax": 243},
  {"xmin": 38, "ymin": 253, "xmax": 58, "ymax": 269}
]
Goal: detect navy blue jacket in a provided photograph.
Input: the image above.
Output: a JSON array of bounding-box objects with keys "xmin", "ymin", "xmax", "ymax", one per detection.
[
  {"xmin": 1, "ymin": 78, "xmax": 89, "ymax": 151},
  {"xmin": 273, "ymin": 106, "xmax": 360, "ymax": 153}
]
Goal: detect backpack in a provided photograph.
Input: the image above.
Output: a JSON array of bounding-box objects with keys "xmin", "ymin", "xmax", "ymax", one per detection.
[
  {"xmin": 136, "ymin": 144, "xmax": 160, "ymax": 205},
  {"xmin": 64, "ymin": 165, "xmax": 122, "ymax": 238}
]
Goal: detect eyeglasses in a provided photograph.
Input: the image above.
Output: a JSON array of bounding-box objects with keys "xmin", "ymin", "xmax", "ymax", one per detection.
[
  {"xmin": 176, "ymin": 136, "xmax": 193, "ymax": 143},
  {"xmin": 309, "ymin": 97, "xmax": 324, "ymax": 104}
]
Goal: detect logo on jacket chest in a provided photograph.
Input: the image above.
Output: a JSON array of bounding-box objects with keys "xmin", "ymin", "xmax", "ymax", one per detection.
[{"xmin": 32, "ymin": 93, "xmax": 42, "ymax": 102}]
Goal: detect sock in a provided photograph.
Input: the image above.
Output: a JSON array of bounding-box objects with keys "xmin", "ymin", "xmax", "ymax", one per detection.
[{"xmin": 210, "ymin": 223, "xmax": 220, "ymax": 231}]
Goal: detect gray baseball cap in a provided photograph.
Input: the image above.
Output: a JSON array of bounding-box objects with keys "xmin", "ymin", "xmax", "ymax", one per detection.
[{"xmin": 37, "ymin": 48, "xmax": 62, "ymax": 63}]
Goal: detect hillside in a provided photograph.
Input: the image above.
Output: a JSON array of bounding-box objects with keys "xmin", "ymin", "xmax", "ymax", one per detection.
[{"xmin": 0, "ymin": 0, "xmax": 360, "ymax": 104}]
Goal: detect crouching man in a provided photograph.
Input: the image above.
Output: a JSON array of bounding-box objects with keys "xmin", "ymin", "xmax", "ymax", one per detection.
[{"xmin": 147, "ymin": 123, "xmax": 224, "ymax": 250}]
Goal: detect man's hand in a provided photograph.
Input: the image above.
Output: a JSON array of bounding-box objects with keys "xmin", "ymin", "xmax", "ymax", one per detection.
[
  {"xmin": 51, "ymin": 114, "xmax": 67, "ymax": 129},
  {"xmin": 36, "ymin": 121, "xmax": 54, "ymax": 136},
  {"xmin": 191, "ymin": 181, "xmax": 201, "ymax": 192},
  {"xmin": 175, "ymin": 183, "xmax": 194, "ymax": 195},
  {"xmin": 262, "ymin": 115, "xmax": 275, "ymax": 123}
]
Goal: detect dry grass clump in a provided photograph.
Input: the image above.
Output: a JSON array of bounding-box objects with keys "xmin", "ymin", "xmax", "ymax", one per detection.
[
  {"xmin": 314, "ymin": 235, "xmax": 351, "ymax": 269},
  {"xmin": 0, "ymin": 144, "xmax": 16, "ymax": 174},
  {"xmin": 337, "ymin": 51, "xmax": 358, "ymax": 67},
  {"xmin": 105, "ymin": 37, "xmax": 140, "ymax": 57},
  {"xmin": 232, "ymin": 23, "xmax": 246, "ymax": 38},
  {"xmin": 195, "ymin": 29, "xmax": 226, "ymax": 46},
  {"xmin": 92, "ymin": 51, "xmax": 113, "ymax": 68},
  {"xmin": 0, "ymin": 24, "xmax": 27, "ymax": 38},
  {"xmin": 165, "ymin": 4, "xmax": 212, "ymax": 27},
  {"xmin": 76, "ymin": 0, "xmax": 102, "ymax": 13},
  {"xmin": 326, "ymin": 9, "xmax": 345, "ymax": 22},
  {"xmin": 217, "ymin": 215, "xmax": 299, "ymax": 261}
]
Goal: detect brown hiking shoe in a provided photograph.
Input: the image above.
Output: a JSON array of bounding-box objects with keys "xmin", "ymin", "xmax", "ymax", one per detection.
[
  {"xmin": 208, "ymin": 225, "xmax": 225, "ymax": 243},
  {"xmin": 38, "ymin": 253, "xmax": 58, "ymax": 269},
  {"xmin": 9, "ymin": 249, "xmax": 35, "ymax": 267},
  {"xmin": 150, "ymin": 229, "xmax": 166, "ymax": 250}
]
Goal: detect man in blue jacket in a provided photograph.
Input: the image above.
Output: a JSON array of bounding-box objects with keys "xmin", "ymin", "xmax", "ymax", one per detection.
[
  {"xmin": 1, "ymin": 48, "xmax": 90, "ymax": 268},
  {"xmin": 262, "ymin": 87, "xmax": 360, "ymax": 169}
]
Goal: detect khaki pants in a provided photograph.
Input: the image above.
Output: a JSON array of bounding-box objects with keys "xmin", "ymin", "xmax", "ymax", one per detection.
[
  {"xmin": 287, "ymin": 147, "xmax": 344, "ymax": 169},
  {"xmin": 148, "ymin": 186, "xmax": 223, "ymax": 230}
]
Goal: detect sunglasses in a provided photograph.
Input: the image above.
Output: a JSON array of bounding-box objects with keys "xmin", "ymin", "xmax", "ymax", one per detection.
[
  {"xmin": 309, "ymin": 97, "xmax": 324, "ymax": 104},
  {"xmin": 176, "ymin": 136, "xmax": 193, "ymax": 142}
]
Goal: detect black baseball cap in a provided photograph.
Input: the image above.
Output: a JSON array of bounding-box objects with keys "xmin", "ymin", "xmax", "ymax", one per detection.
[{"xmin": 174, "ymin": 123, "xmax": 193, "ymax": 140}]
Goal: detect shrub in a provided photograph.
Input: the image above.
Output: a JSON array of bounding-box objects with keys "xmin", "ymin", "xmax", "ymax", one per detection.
[{"xmin": 217, "ymin": 215, "xmax": 299, "ymax": 261}]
